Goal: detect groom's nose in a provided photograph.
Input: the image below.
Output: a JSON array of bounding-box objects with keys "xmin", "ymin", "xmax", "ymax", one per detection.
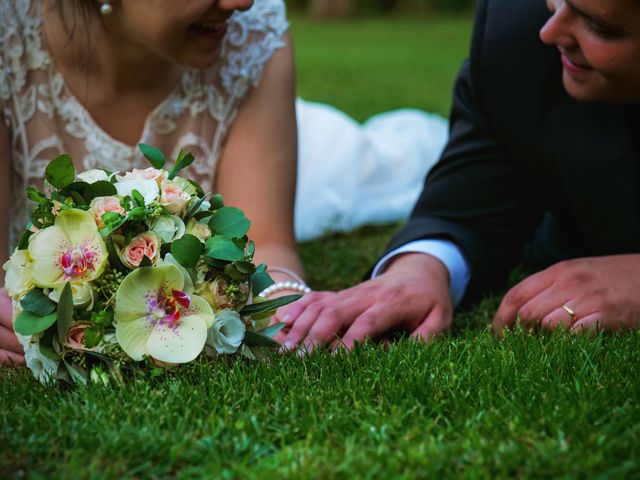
[{"xmin": 539, "ymin": 1, "xmax": 578, "ymax": 50}]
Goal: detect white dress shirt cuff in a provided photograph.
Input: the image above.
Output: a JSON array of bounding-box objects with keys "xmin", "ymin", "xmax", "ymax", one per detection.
[{"xmin": 371, "ymin": 239, "xmax": 471, "ymax": 307}]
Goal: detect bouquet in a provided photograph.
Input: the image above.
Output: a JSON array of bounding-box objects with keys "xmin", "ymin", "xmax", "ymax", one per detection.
[{"xmin": 3, "ymin": 145, "xmax": 299, "ymax": 384}]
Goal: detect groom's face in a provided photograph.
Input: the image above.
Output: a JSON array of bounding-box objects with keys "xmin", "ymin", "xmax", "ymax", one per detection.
[{"xmin": 540, "ymin": 0, "xmax": 640, "ymax": 103}]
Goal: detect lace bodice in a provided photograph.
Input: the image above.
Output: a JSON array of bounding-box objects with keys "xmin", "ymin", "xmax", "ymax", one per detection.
[{"xmin": 0, "ymin": 0, "xmax": 288, "ymax": 249}]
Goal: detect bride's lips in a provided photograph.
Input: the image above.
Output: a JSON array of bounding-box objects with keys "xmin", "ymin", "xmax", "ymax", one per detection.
[
  {"xmin": 560, "ymin": 51, "xmax": 593, "ymax": 76},
  {"xmin": 189, "ymin": 19, "xmax": 229, "ymax": 40}
]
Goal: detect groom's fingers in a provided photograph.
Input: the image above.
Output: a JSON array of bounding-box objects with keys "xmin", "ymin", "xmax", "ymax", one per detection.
[
  {"xmin": 411, "ymin": 305, "xmax": 452, "ymax": 342},
  {"xmin": 339, "ymin": 303, "xmax": 397, "ymax": 351}
]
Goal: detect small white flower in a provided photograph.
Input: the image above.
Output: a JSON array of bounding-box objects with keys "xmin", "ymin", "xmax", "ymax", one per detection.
[
  {"xmin": 115, "ymin": 178, "xmax": 160, "ymax": 205},
  {"xmin": 152, "ymin": 215, "xmax": 186, "ymax": 243},
  {"xmin": 207, "ymin": 309, "xmax": 245, "ymax": 354},
  {"xmin": 77, "ymin": 169, "xmax": 110, "ymax": 184},
  {"xmin": 19, "ymin": 334, "xmax": 58, "ymax": 384},
  {"xmin": 3, "ymin": 250, "xmax": 33, "ymax": 298},
  {"xmin": 48, "ymin": 283, "xmax": 94, "ymax": 309}
]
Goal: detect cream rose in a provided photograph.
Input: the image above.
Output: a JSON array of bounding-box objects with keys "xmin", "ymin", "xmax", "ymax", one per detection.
[
  {"xmin": 115, "ymin": 178, "xmax": 160, "ymax": 205},
  {"xmin": 185, "ymin": 219, "xmax": 211, "ymax": 243},
  {"xmin": 159, "ymin": 179, "xmax": 191, "ymax": 215},
  {"xmin": 151, "ymin": 215, "xmax": 186, "ymax": 243},
  {"xmin": 89, "ymin": 196, "xmax": 125, "ymax": 228},
  {"xmin": 120, "ymin": 232, "xmax": 161, "ymax": 268},
  {"xmin": 117, "ymin": 167, "xmax": 167, "ymax": 183}
]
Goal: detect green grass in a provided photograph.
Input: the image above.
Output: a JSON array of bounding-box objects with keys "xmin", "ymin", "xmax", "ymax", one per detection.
[
  {"xmin": 291, "ymin": 14, "xmax": 473, "ymax": 121},
  {"xmin": 3, "ymin": 13, "xmax": 640, "ymax": 479}
]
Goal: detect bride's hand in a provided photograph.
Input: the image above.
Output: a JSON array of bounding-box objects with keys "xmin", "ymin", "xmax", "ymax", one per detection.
[
  {"xmin": 0, "ymin": 287, "xmax": 24, "ymax": 365},
  {"xmin": 271, "ymin": 253, "xmax": 454, "ymax": 353}
]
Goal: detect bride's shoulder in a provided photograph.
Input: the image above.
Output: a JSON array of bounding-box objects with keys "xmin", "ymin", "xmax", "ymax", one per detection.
[{"xmin": 217, "ymin": 0, "xmax": 289, "ymax": 98}]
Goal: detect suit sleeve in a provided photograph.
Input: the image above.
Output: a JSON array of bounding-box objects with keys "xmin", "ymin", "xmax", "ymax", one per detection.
[{"xmin": 386, "ymin": 58, "xmax": 544, "ymax": 303}]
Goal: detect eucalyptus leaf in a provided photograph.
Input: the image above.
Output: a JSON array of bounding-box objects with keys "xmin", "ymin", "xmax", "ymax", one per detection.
[
  {"xmin": 14, "ymin": 311, "xmax": 57, "ymax": 336},
  {"xmin": 20, "ymin": 289, "xmax": 56, "ymax": 316},
  {"xmin": 246, "ymin": 241, "xmax": 255, "ymax": 258},
  {"xmin": 45, "ymin": 154, "xmax": 75, "ymax": 189},
  {"xmin": 69, "ymin": 191, "xmax": 86, "ymax": 206},
  {"xmin": 85, "ymin": 181, "xmax": 118, "ymax": 203},
  {"xmin": 205, "ymin": 235, "xmax": 245, "ymax": 262},
  {"xmin": 239, "ymin": 294, "xmax": 302, "ymax": 317},
  {"xmin": 209, "ymin": 207, "xmax": 251, "ymax": 239},
  {"xmin": 60, "ymin": 181, "xmax": 90, "ymax": 198},
  {"xmin": 171, "ymin": 234, "xmax": 203, "ymax": 268},
  {"xmin": 243, "ymin": 331, "xmax": 280, "ymax": 348},
  {"xmin": 235, "ymin": 261, "xmax": 256, "ymax": 275},
  {"xmin": 138, "ymin": 143, "xmax": 166, "ymax": 169},
  {"xmin": 251, "ymin": 270, "xmax": 274, "ymax": 296},
  {"xmin": 56, "ymin": 282, "xmax": 75, "ymax": 341},
  {"xmin": 209, "ymin": 194, "xmax": 224, "ymax": 211},
  {"xmin": 224, "ymin": 264, "xmax": 247, "ymax": 282},
  {"xmin": 259, "ymin": 322, "xmax": 286, "ymax": 338}
]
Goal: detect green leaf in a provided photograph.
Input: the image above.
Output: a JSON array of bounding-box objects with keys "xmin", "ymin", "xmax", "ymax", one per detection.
[
  {"xmin": 209, "ymin": 207, "xmax": 251, "ymax": 239},
  {"xmin": 17, "ymin": 230, "xmax": 33, "ymax": 250},
  {"xmin": 60, "ymin": 181, "xmax": 90, "ymax": 199},
  {"xmin": 20, "ymin": 289, "xmax": 56, "ymax": 316},
  {"xmin": 171, "ymin": 234, "xmax": 204, "ymax": 269},
  {"xmin": 224, "ymin": 264, "xmax": 248, "ymax": 282},
  {"xmin": 106, "ymin": 236, "xmax": 127, "ymax": 273},
  {"xmin": 246, "ymin": 241, "xmax": 255, "ymax": 258},
  {"xmin": 243, "ymin": 331, "xmax": 281, "ymax": 348},
  {"xmin": 139, "ymin": 256, "xmax": 153, "ymax": 267},
  {"xmin": 234, "ymin": 261, "xmax": 256, "ymax": 275},
  {"xmin": 251, "ymin": 269, "xmax": 275, "ymax": 297},
  {"xmin": 26, "ymin": 187, "xmax": 48, "ymax": 204},
  {"xmin": 259, "ymin": 322, "xmax": 286, "ymax": 338},
  {"xmin": 56, "ymin": 282, "xmax": 75, "ymax": 341},
  {"xmin": 168, "ymin": 150, "xmax": 195, "ymax": 180},
  {"xmin": 45, "ymin": 154, "xmax": 75, "ymax": 189},
  {"xmin": 131, "ymin": 189, "xmax": 145, "ymax": 207},
  {"xmin": 128, "ymin": 206, "xmax": 146, "ymax": 220},
  {"xmin": 84, "ymin": 181, "xmax": 118, "ymax": 203},
  {"xmin": 205, "ymin": 235, "xmax": 245, "ymax": 262},
  {"xmin": 138, "ymin": 143, "xmax": 166, "ymax": 169},
  {"xmin": 64, "ymin": 361, "xmax": 88, "ymax": 386},
  {"xmin": 69, "ymin": 191, "xmax": 86, "ymax": 206},
  {"xmin": 239, "ymin": 294, "xmax": 302, "ymax": 317},
  {"xmin": 209, "ymin": 194, "xmax": 224, "ymax": 211},
  {"xmin": 82, "ymin": 327, "xmax": 103, "ymax": 349},
  {"xmin": 14, "ymin": 310, "xmax": 57, "ymax": 335}
]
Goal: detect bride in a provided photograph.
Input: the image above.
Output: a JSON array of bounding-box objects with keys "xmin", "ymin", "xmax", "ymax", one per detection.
[{"xmin": 0, "ymin": 0, "xmax": 447, "ymax": 364}]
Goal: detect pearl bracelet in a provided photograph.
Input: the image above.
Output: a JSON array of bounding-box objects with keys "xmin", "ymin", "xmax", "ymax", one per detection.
[{"xmin": 258, "ymin": 280, "xmax": 311, "ymax": 298}]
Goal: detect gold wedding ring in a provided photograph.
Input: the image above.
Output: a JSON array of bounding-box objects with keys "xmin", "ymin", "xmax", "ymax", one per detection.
[{"xmin": 562, "ymin": 304, "xmax": 576, "ymax": 322}]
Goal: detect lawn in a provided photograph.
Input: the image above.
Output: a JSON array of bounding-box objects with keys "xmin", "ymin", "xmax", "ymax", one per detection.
[{"xmin": 3, "ymin": 12, "xmax": 640, "ymax": 480}]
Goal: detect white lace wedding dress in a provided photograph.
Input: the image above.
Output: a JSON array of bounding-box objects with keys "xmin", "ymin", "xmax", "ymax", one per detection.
[{"xmin": 0, "ymin": 0, "xmax": 447, "ymax": 248}]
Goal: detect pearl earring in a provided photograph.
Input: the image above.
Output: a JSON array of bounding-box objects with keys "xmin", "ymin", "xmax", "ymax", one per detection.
[{"xmin": 100, "ymin": 1, "xmax": 113, "ymax": 16}]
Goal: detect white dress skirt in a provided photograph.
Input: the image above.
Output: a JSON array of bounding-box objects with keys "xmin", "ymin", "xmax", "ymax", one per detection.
[{"xmin": 295, "ymin": 98, "xmax": 448, "ymax": 241}]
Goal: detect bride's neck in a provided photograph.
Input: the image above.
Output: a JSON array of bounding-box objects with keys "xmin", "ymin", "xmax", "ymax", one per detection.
[{"xmin": 42, "ymin": 0, "xmax": 182, "ymax": 99}]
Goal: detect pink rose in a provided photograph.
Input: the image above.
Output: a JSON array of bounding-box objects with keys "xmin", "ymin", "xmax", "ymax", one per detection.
[
  {"xmin": 90, "ymin": 196, "xmax": 126, "ymax": 228},
  {"xmin": 118, "ymin": 167, "xmax": 167, "ymax": 183},
  {"xmin": 64, "ymin": 321, "xmax": 94, "ymax": 350},
  {"xmin": 160, "ymin": 180, "xmax": 191, "ymax": 215},
  {"xmin": 121, "ymin": 232, "xmax": 161, "ymax": 268}
]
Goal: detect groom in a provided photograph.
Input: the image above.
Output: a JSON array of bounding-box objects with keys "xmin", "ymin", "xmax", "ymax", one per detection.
[{"xmin": 275, "ymin": 0, "xmax": 640, "ymax": 351}]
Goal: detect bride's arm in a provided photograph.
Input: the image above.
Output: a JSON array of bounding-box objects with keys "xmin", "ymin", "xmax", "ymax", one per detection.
[
  {"xmin": 214, "ymin": 32, "xmax": 304, "ymax": 282},
  {"xmin": 0, "ymin": 118, "xmax": 24, "ymax": 365}
]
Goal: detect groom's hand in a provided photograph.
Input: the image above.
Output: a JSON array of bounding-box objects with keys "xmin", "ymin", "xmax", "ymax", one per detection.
[
  {"xmin": 0, "ymin": 287, "xmax": 24, "ymax": 366},
  {"xmin": 272, "ymin": 253, "xmax": 454, "ymax": 352},
  {"xmin": 492, "ymin": 254, "xmax": 640, "ymax": 333}
]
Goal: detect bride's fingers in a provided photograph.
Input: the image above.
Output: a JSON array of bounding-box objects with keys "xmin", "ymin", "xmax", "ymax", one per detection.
[
  {"xmin": 0, "ymin": 324, "xmax": 23, "ymax": 354},
  {"xmin": 272, "ymin": 291, "xmax": 336, "ymax": 325},
  {"xmin": 0, "ymin": 348, "xmax": 25, "ymax": 366}
]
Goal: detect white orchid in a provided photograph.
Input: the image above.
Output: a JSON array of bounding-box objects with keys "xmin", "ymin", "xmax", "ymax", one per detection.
[
  {"xmin": 3, "ymin": 249, "xmax": 33, "ymax": 298},
  {"xmin": 114, "ymin": 264, "xmax": 214, "ymax": 363},
  {"xmin": 27, "ymin": 209, "xmax": 107, "ymax": 288}
]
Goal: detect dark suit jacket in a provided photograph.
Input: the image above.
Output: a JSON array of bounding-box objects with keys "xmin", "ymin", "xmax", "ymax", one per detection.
[{"xmin": 387, "ymin": 0, "xmax": 640, "ymax": 303}]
